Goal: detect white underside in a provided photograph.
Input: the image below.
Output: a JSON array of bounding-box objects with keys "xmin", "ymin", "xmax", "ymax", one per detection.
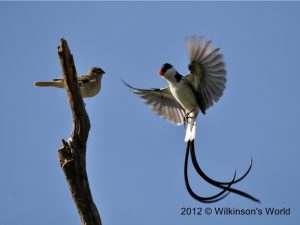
[
  {"xmin": 169, "ymin": 81, "xmax": 198, "ymax": 113},
  {"xmin": 167, "ymin": 81, "xmax": 199, "ymax": 142},
  {"xmin": 184, "ymin": 118, "xmax": 196, "ymax": 142}
]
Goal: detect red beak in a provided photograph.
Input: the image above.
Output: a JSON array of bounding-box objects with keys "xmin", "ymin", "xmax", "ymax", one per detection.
[{"xmin": 158, "ymin": 70, "xmax": 164, "ymax": 76}]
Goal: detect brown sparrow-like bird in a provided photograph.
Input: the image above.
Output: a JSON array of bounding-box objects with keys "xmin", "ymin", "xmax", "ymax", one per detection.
[{"xmin": 34, "ymin": 67, "xmax": 105, "ymax": 98}]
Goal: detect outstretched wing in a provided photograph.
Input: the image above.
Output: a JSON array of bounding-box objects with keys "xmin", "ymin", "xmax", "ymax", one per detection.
[
  {"xmin": 185, "ymin": 36, "xmax": 227, "ymax": 113},
  {"xmin": 123, "ymin": 81, "xmax": 186, "ymax": 125}
]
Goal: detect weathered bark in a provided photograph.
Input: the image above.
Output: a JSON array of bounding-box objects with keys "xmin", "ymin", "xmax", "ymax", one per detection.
[{"xmin": 56, "ymin": 38, "xmax": 102, "ymax": 225}]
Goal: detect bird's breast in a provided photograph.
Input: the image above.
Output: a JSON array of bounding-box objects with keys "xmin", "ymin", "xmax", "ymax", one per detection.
[
  {"xmin": 169, "ymin": 81, "xmax": 198, "ymax": 112},
  {"xmin": 80, "ymin": 80, "xmax": 101, "ymax": 98}
]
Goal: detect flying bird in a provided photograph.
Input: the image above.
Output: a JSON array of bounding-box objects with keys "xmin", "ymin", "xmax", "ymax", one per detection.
[
  {"xmin": 34, "ymin": 67, "xmax": 105, "ymax": 98},
  {"xmin": 124, "ymin": 36, "xmax": 260, "ymax": 203},
  {"xmin": 124, "ymin": 36, "xmax": 226, "ymax": 142}
]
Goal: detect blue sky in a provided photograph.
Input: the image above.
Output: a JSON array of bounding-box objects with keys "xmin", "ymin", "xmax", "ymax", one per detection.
[{"xmin": 0, "ymin": 2, "xmax": 299, "ymax": 225}]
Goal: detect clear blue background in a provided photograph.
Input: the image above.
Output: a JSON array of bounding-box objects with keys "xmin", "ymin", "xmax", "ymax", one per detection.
[{"xmin": 0, "ymin": 2, "xmax": 299, "ymax": 225}]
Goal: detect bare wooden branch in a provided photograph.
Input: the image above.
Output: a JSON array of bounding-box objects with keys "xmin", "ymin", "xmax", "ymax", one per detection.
[{"xmin": 56, "ymin": 38, "xmax": 102, "ymax": 225}]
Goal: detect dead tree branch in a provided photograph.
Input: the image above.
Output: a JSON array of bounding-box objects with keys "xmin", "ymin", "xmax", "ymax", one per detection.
[{"xmin": 56, "ymin": 38, "xmax": 102, "ymax": 225}]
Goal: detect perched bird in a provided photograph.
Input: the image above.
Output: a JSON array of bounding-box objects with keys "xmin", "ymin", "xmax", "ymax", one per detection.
[
  {"xmin": 124, "ymin": 36, "xmax": 226, "ymax": 142},
  {"xmin": 34, "ymin": 67, "xmax": 105, "ymax": 98}
]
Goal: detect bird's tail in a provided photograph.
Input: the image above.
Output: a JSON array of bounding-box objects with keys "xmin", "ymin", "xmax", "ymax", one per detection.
[
  {"xmin": 34, "ymin": 81, "xmax": 63, "ymax": 88},
  {"xmin": 185, "ymin": 117, "xmax": 196, "ymax": 142}
]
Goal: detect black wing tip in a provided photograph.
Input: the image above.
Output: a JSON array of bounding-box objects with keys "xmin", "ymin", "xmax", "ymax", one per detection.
[
  {"xmin": 121, "ymin": 79, "xmax": 140, "ymax": 92},
  {"xmin": 121, "ymin": 79, "xmax": 133, "ymax": 88},
  {"xmin": 122, "ymin": 79, "xmax": 165, "ymax": 92}
]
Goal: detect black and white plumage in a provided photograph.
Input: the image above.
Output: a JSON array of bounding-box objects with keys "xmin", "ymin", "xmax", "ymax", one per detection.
[
  {"xmin": 125, "ymin": 36, "xmax": 260, "ymax": 203},
  {"xmin": 124, "ymin": 36, "xmax": 226, "ymax": 142}
]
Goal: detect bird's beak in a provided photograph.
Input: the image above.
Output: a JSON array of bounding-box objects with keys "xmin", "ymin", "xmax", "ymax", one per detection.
[{"xmin": 158, "ymin": 70, "xmax": 164, "ymax": 76}]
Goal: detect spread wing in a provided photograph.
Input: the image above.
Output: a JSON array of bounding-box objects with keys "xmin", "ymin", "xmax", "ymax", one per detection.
[
  {"xmin": 123, "ymin": 81, "xmax": 186, "ymax": 125},
  {"xmin": 185, "ymin": 36, "xmax": 227, "ymax": 113}
]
